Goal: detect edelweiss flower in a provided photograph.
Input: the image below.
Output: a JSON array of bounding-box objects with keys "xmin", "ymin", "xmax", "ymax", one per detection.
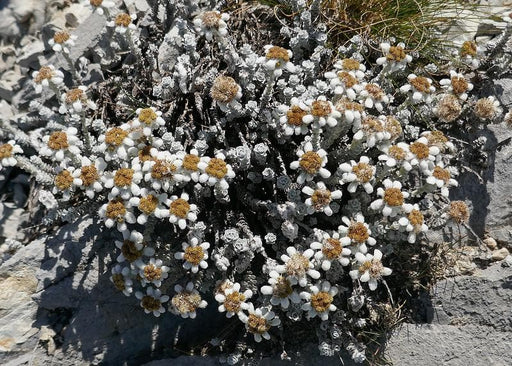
[
  {"xmin": 338, "ymin": 214, "xmax": 376, "ymax": 254},
  {"xmin": 425, "ymin": 164, "xmax": 458, "ymax": 197},
  {"xmin": 370, "ymin": 179, "xmax": 411, "ymax": 217},
  {"xmin": 358, "ymin": 83, "xmax": 390, "ymax": 112},
  {"xmin": 334, "ymin": 99, "xmax": 365, "ymax": 125},
  {"xmin": 32, "ymin": 65, "xmax": 64, "ymax": 93},
  {"xmin": 59, "ymin": 86, "xmax": 97, "ymax": 115},
  {"xmin": 193, "ymin": 10, "xmax": 229, "ymax": 40},
  {"xmin": 302, "ymin": 97, "xmax": 341, "ymax": 129},
  {"xmin": 377, "ymin": 143, "xmax": 412, "ymax": 171},
  {"xmin": 135, "ymin": 287, "xmax": 169, "ymax": 317},
  {"xmin": 376, "ymin": 42, "xmax": 412, "ymax": 72},
  {"xmin": 52, "ymin": 166, "xmax": 82, "ymax": 201},
  {"xmin": 324, "ymin": 58, "xmax": 366, "ymax": 99},
  {"xmin": 260, "ymin": 270, "xmax": 301, "ymax": 309},
  {"xmin": 408, "ymin": 137, "xmax": 439, "ymax": 172},
  {"xmin": 239, "ymin": 304, "xmax": 280, "ymax": 342},
  {"xmin": 310, "ymin": 231, "xmax": 351, "ymax": 270},
  {"xmin": 48, "ymin": 31, "xmax": 77, "ymax": 53},
  {"xmin": 421, "ymin": 130, "xmax": 455, "ymax": 154},
  {"xmin": 88, "ymin": 0, "xmax": 115, "ymax": 16},
  {"xmin": 110, "ymin": 264, "xmax": 133, "ymax": 297},
  {"xmin": 131, "ymin": 107, "xmax": 166, "ymax": 137},
  {"xmin": 41, "ymin": 127, "xmax": 81, "ymax": 161},
  {"xmin": 400, "ymin": 74, "xmax": 436, "ymax": 104},
  {"xmin": 114, "ymin": 229, "xmax": 155, "ymax": 264},
  {"xmin": 339, "ymin": 156, "xmax": 376, "ymax": 194},
  {"xmin": 170, "ymin": 282, "xmax": 208, "ymax": 319},
  {"xmin": 302, "ymin": 181, "xmax": 342, "ymax": 216},
  {"xmin": 0, "ymin": 140, "xmax": 23, "ymax": 169},
  {"xmin": 434, "ymin": 94, "xmax": 462, "ymax": 123},
  {"xmin": 174, "ymin": 149, "xmax": 203, "ymax": 182},
  {"xmin": 98, "ymin": 197, "xmax": 136, "ymax": 231},
  {"xmin": 459, "ymin": 40, "xmax": 482, "ymax": 69},
  {"xmin": 210, "ymin": 75, "xmax": 242, "ymax": 112},
  {"xmin": 104, "ymin": 163, "xmax": 143, "ymax": 200},
  {"xmin": 276, "ymin": 246, "xmax": 320, "ymax": 287},
  {"xmin": 107, "ymin": 13, "xmax": 137, "ymax": 34},
  {"xmin": 174, "ymin": 237, "xmax": 210, "ymax": 273},
  {"xmin": 129, "ymin": 189, "xmax": 168, "ymax": 224},
  {"xmin": 349, "ymin": 249, "xmax": 392, "ymax": 291},
  {"xmin": 290, "ymin": 142, "xmax": 330, "ymax": 184},
  {"xmin": 474, "ymin": 96, "xmax": 502, "ymax": 121},
  {"xmin": 277, "ymin": 98, "xmax": 311, "ymax": 136},
  {"xmin": 73, "ymin": 156, "xmax": 106, "ymax": 199},
  {"xmin": 198, "ymin": 153, "xmax": 235, "ymax": 189},
  {"xmin": 353, "ymin": 116, "xmax": 391, "ymax": 148},
  {"xmin": 165, "ymin": 192, "xmax": 198, "ymax": 229},
  {"xmin": 215, "ymin": 282, "xmax": 253, "ymax": 318},
  {"xmin": 98, "ymin": 125, "xmax": 136, "ymax": 162},
  {"xmin": 300, "ymin": 281, "xmax": 338, "ymax": 320},
  {"xmin": 260, "ymin": 45, "xmax": 295, "ymax": 77},
  {"xmin": 144, "ymin": 151, "xmax": 183, "ymax": 191},
  {"xmin": 137, "ymin": 257, "xmax": 170, "ymax": 287},
  {"xmin": 439, "ymin": 71, "xmax": 473, "ymax": 101},
  {"xmin": 398, "ymin": 204, "xmax": 428, "ymax": 243}
]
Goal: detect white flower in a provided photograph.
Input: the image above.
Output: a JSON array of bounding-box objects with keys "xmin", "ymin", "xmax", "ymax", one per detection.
[
  {"xmin": 32, "ymin": 65, "xmax": 64, "ymax": 93},
  {"xmin": 358, "ymin": 83, "xmax": 390, "ymax": 112},
  {"xmin": 310, "ymin": 231, "xmax": 351, "ymax": 270},
  {"xmin": 338, "ymin": 214, "xmax": 377, "ymax": 254},
  {"xmin": 302, "ymin": 96, "xmax": 341, "ymax": 129},
  {"xmin": 114, "ymin": 229, "xmax": 155, "ymax": 264},
  {"xmin": 400, "ymin": 74, "xmax": 436, "ymax": 104},
  {"xmin": 290, "ymin": 142, "xmax": 330, "ymax": 184},
  {"xmin": 474, "ymin": 96, "xmax": 502, "ymax": 121},
  {"xmin": 143, "ymin": 151, "xmax": 183, "ymax": 191},
  {"xmin": 370, "ymin": 179, "xmax": 411, "ymax": 217},
  {"xmin": 193, "ymin": 10, "xmax": 229, "ymax": 41},
  {"xmin": 88, "ymin": 0, "xmax": 115, "ymax": 16},
  {"xmin": 215, "ymin": 282, "xmax": 253, "ymax": 318},
  {"xmin": 170, "ymin": 282, "xmax": 208, "ymax": 319},
  {"xmin": 334, "ymin": 99, "xmax": 365, "ymax": 125},
  {"xmin": 353, "ymin": 116, "xmax": 391, "ymax": 148},
  {"xmin": 259, "ymin": 45, "xmax": 295, "ymax": 77},
  {"xmin": 164, "ymin": 192, "xmax": 198, "ymax": 230},
  {"xmin": 131, "ymin": 107, "xmax": 166, "ymax": 137},
  {"xmin": 421, "ymin": 130, "xmax": 455, "ymax": 154},
  {"xmin": 174, "ymin": 237, "xmax": 210, "ymax": 273},
  {"xmin": 377, "ymin": 143, "xmax": 412, "ymax": 170},
  {"xmin": 52, "ymin": 166, "xmax": 82, "ymax": 201},
  {"xmin": 302, "ymin": 181, "xmax": 342, "ymax": 216},
  {"xmin": 198, "ymin": 153, "xmax": 236, "ymax": 190},
  {"xmin": 324, "ymin": 58, "xmax": 366, "ymax": 99},
  {"xmin": 107, "ymin": 13, "xmax": 137, "ymax": 34},
  {"xmin": 276, "ymin": 246, "xmax": 320, "ymax": 287},
  {"xmin": 339, "ymin": 156, "xmax": 375, "ymax": 194},
  {"xmin": 0, "ymin": 140, "xmax": 23, "ymax": 169},
  {"xmin": 72, "ymin": 156, "xmax": 106, "ymax": 199},
  {"xmin": 41, "ymin": 127, "xmax": 81, "ymax": 161},
  {"xmin": 98, "ymin": 125, "xmax": 136, "ymax": 162},
  {"xmin": 349, "ymin": 249, "xmax": 392, "ymax": 291},
  {"xmin": 59, "ymin": 86, "xmax": 97, "ymax": 115},
  {"xmin": 439, "ymin": 70, "xmax": 473, "ymax": 101},
  {"xmin": 398, "ymin": 204, "xmax": 428, "ymax": 243},
  {"xmin": 376, "ymin": 42, "xmax": 412, "ymax": 72},
  {"xmin": 110, "ymin": 264, "xmax": 133, "ymax": 296},
  {"xmin": 137, "ymin": 257, "xmax": 170, "ymax": 287},
  {"xmin": 129, "ymin": 189, "xmax": 168, "ymax": 224},
  {"xmin": 425, "ymin": 164, "xmax": 458, "ymax": 197},
  {"xmin": 98, "ymin": 197, "xmax": 136, "ymax": 232},
  {"xmin": 238, "ymin": 304, "xmax": 280, "ymax": 342},
  {"xmin": 277, "ymin": 97, "xmax": 311, "ymax": 136},
  {"xmin": 260, "ymin": 270, "xmax": 301, "ymax": 309},
  {"xmin": 210, "ymin": 75, "xmax": 242, "ymax": 112},
  {"xmin": 48, "ymin": 31, "xmax": 77, "ymax": 53},
  {"xmin": 103, "ymin": 163, "xmax": 143, "ymax": 200},
  {"xmin": 135, "ymin": 287, "xmax": 169, "ymax": 317},
  {"xmin": 407, "ymin": 137, "xmax": 439, "ymax": 172},
  {"xmin": 300, "ymin": 281, "xmax": 338, "ymax": 320},
  {"xmin": 174, "ymin": 149, "xmax": 204, "ymax": 182}
]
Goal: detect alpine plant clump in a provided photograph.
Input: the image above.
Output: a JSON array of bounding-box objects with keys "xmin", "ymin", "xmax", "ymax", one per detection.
[{"xmin": 0, "ymin": 0, "xmax": 509, "ymax": 363}]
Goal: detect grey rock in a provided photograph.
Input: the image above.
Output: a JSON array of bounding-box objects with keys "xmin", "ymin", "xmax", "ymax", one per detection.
[
  {"xmin": 0, "ymin": 68, "xmax": 25, "ymax": 102},
  {"xmin": 492, "ymin": 247, "xmax": 510, "ymax": 261},
  {"xmin": 16, "ymin": 37, "xmax": 45, "ymax": 69}
]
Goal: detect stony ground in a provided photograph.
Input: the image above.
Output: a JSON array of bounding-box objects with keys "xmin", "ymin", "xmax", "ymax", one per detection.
[{"xmin": 1, "ymin": 1, "xmax": 511, "ymax": 365}]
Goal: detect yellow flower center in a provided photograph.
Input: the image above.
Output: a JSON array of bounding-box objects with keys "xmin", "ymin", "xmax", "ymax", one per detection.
[
  {"xmin": 359, "ymin": 259, "xmax": 384, "ymax": 277},
  {"xmin": 211, "ymin": 76, "xmax": 239, "ymax": 103},
  {"xmin": 172, "ymin": 291, "xmax": 202, "ymax": 314},
  {"xmin": 341, "ymin": 58, "xmax": 360, "ymax": 71},
  {"xmin": 336, "ymin": 71, "xmax": 358, "ymax": 88},
  {"xmin": 450, "ymin": 76, "xmax": 469, "ymax": 94},
  {"xmin": 34, "ymin": 66, "xmax": 54, "ymax": 83},
  {"xmin": 121, "ymin": 239, "xmax": 142, "ymax": 262},
  {"xmin": 143, "ymin": 264, "xmax": 163, "ymax": 281},
  {"xmin": 474, "ymin": 98, "xmax": 496, "ymax": 119},
  {"xmin": 105, "ymin": 127, "xmax": 128, "ymax": 147},
  {"xmin": 336, "ymin": 99, "xmax": 364, "ymax": 112},
  {"xmin": 383, "ymin": 188, "xmax": 404, "ymax": 206},
  {"xmin": 139, "ymin": 194, "xmax": 159, "ymax": 214},
  {"xmin": 0, "ymin": 143, "xmax": 13, "ymax": 159},
  {"xmin": 182, "ymin": 154, "xmax": 200, "ymax": 171},
  {"xmin": 426, "ymin": 131, "xmax": 448, "ymax": 146},
  {"xmin": 408, "ymin": 209, "xmax": 424, "ymax": 226},
  {"xmin": 385, "ymin": 116, "xmax": 402, "ymax": 140},
  {"xmin": 310, "ymin": 291, "xmax": 333, "ymax": 313},
  {"xmin": 151, "ymin": 159, "xmax": 176, "ymax": 179},
  {"xmin": 311, "ymin": 100, "xmax": 332, "ymax": 117},
  {"xmin": 138, "ymin": 108, "xmax": 157, "ymax": 125},
  {"xmin": 299, "ymin": 151, "xmax": 322, "ymax": 175},
  {"xmin": 65, "ymin": 88, "xmax": 85, "ymax": 104},
  {"xmin": 322, "ymin": 238, "xmax": 342, "ymax": 260},
  {"xmin": 80, "ymin": 165, "xmax": 98, "ymax": 186},
  {"xmin": 170, "ymin": 198, "xmax": 190, "ymax": 218},
  {"xmin": 106, "ymin": 199, "xmax": 126, "ymax": 221},
  {"xmin": 114, "ymin": 168, "xmax": 134, "ymax": 187},
  {"xmin": 266, "ymin": 46, "xmax": 290, "ymax": 62},
  {"xmin": 55, "ymin": 170, "xmax": 74, "ymax": 190},
  {"xmin": 449, "ymin": 201, "xmax": 469, "ymax": 223},
  {"xmin": 247, "ymin": 314, "xmax": 270, "ymax": 334},
  {"xmin": 184, "ymin": 246, "xmax": 204, "ymax": 266},
  {"xmin": 115, "ymin": 13, "xmax": 132, "ymax": 27},
  {"xmin": 348, "ymin": 222, "xmax": 370, "ymax": 243},
  {"xmin": 436, "ymin": 94, "xmax": 462, "ymax": 122},
  {"xmin": 286, "ymin": 105, "xmax": 307, "ymax": 126},
  {"xmin": 311, "ymin": 189, "xmax": 332, "ymax": 209},
  {"xmin": 409, "ymin": 142, "xmax": 429, "ymax": 159},
  {"xmin": 286, "ymin": 253, "xmax": 310, "ymax": 278},
  {"xmin": 48, "ymin": 131, "xmax": 69, "ymax": 150},
  {"xmin": 112, "ymin": 274, "xmax": 125, "ymax": 291},
  {"xmin": 273, "ymin": 276, "xmax": 293, "ymax": 298},
  {"xmin": 206, "ymin": 158, "xmax": 228, "ymax": 179},
  {"xmin": 53, "ymin": 31, "xmax": 70, "ymax": 44},
  {"xmin": 362, "ymin": 117, "xmax": 384, "ymax": 133},
  {"xmin": 433, "ymin": 166, "xmax": 450, "ymax": 183},
  {"xmin": 201, "ymin": 11, "xmax": 222, "ymax": 27},
  {"xmin": 388, "ymin": 145, "xmax": 406, "ymax": 161},
  {"xmin": 224, "ymin": 292, "xmax": 246, "ymax": 313},
  {"xmin": 410, "ymin": 76, "xmax": 431, "ymax": 93},
  {"xmin": 386, "ymin": 46, "xmax": 406, "ymax": 61},
  {"xmin": 460, "ymin": 41, "xmax": 477, "ymax": 57},
  {"xmin": 352, "ymin": 162, "xmax": 373, "ymax": 183},
  {"xmin": 141, "ymin": 296, "xmax": 161, "ymax": 312},
  {"xmin": 90, "ymin": 0, "xmax": 103, "ymax": 7},
  {"xmin": 365, "ymin": 83, "xmax": 384, "ymax": 99}
]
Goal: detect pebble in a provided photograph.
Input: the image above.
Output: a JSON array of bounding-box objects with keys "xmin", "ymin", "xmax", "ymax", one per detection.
[
  {"xmin": 483, "ymin": 237, "xmax": 498, "ymax": 250},
  {"xmin": 491, "ymin": 247, "xmax": 510, "ymax": 261}
]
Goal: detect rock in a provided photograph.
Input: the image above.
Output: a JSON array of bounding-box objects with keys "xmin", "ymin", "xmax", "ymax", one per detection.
[
  {"xmin": 491, "ymin": 247, "xmax": 510, "ymax": 261},
  {"xmin": 504, "ymin": 254, "xmax": 512, "ymax": 267},
  {"xmin": 0, "ymin": 68, "xmax": 25, "ymax": 102},
  {"xmin": 0, "ymin": 0, "xmax": 47, "ymax": 39},
  {"xmin": 16, "ymin": 36, "xmax": 46, "ymax": 69},
  {"xmin": 483, "ymin": 237, "xmax": 498, "ymax": 250}
]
